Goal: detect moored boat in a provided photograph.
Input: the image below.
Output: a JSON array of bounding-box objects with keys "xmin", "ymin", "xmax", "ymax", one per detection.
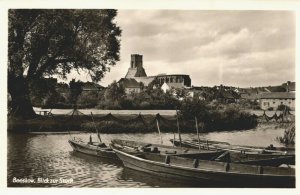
[
  {"xmin": 68, "ymin": 138, "xmax": 118, "ymax": 160},
  {"xmin": 170, "ymin": 139, "xmax": 295, "ymax": 166},
  {"xmin": 111, "ymin": 139, "xmax": 225, "ymax": 160},
  {"xmin": 170, "ymin": 139, "xmax": 294, "ymax": 154},
  {"xmin": 111, "ymin": 145, "xmax": 295, "ymax": 188}
]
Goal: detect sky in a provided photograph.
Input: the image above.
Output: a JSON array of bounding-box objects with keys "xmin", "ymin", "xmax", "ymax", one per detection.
[{"xmin": 68, "ymin": 10, "xmax": 295, "ymax": 88}]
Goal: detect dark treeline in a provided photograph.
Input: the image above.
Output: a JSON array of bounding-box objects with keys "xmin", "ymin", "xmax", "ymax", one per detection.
[{"xmin": 8, "ymin": 102, "xmax": 258, "ymax": 133}]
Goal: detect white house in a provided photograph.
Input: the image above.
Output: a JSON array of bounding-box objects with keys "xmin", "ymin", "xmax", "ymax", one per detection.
[
  {"xmin": 161, "ymin": 82, "xmax": 170, "ymax": 93},
  {"xmin": 260, "ymin": 92, "xmax": 295, "ymax": 110}
]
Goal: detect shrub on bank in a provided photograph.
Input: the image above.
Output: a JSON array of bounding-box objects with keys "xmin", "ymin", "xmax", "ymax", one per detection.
[
  {"xmin": 205, "ymin": 109, "xmax": 257, "ymax": 131},
  {"xmin": 81, "ymin": 121, "xmax": 149, "ymax": 133},
  {"xmin": 179, "ymin": 99, "xmax": 257, "ymax": 131},
  {"xmin": 81, "ymin": 119, "xmax": 179, "ymax": 134},
  {"xmin": 277, "ymin": 124, "xmax": 295, "ymax": 145}
]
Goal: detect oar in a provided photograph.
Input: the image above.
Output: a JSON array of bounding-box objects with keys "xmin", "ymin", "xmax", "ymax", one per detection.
[
  {"xmin": 156, "ymin": 118, "xmax": 163, "ymax": 144},
  {"xmin": 91, "ymin": 112, "xmax": 102, "ymax": 142}
]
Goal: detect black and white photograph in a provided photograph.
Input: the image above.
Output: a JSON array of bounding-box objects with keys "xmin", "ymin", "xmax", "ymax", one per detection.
[{"xmin": 1, "ymin": 0, "xmax": 298, "ymax": 191}]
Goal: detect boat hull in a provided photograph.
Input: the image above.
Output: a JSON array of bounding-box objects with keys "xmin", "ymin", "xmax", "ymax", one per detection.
[
  {"xmin": 171, "ymin": 139, "xmax": 294, "ymax": 154},
  {"xmin": 68, "ymin": 139, "xmax": 118, "ymax": 160},
  {"xmin": 111, "ymin": 139, "xmax": 225, "ymax": 160},
  {"xmin": 171, "ymin": 139, "xmax": 295, "ymax": 166},
  {"xmin": 112, "ymin": 147, "xmax": 295, "ymax": 188}
]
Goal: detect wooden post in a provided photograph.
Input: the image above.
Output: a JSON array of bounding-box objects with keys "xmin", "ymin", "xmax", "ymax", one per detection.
[
  {"xmin": 156, "ymin": 118, "xmax": 163, "ymax": 144},
  {"xmin": 176, "ymin": 110, "xmax": 182, "ymax": 147},
  {"xmin": 91, "ymin": 112, "xmax": 102, "ymax": 142},
  {"xmin": 172, "ymin": 129, "xmax": 176, "ymax": 147},
  {"xmin": 195, "ymin": 116, "xmax": 201, "ymax": 151}
]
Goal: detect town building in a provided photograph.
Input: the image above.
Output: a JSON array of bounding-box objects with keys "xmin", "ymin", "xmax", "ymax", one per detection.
[
  {"xmin": 81, "ymin": 82, "xmax": 105, "ymax": 92},
  {"xmin": 119, "ymin": 54, "xmax": 191, "ymax": 94},
  {"xmin": 260, "ymin": 92, "xmax": 295, "ymax": 110},
  {"xmin": 118, "ymin": 78, "xmax": 142, "ymax": 94}
]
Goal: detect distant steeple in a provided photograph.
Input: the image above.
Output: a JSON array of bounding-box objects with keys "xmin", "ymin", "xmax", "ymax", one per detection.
[{"xmin": 125, "ymin": 54, "xmax": 147, "ymax": 78}]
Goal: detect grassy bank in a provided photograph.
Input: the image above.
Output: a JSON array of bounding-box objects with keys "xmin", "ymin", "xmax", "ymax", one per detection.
[{"xmin": 8, "ymin": 111, "xmax": 257, "ymax": 133}]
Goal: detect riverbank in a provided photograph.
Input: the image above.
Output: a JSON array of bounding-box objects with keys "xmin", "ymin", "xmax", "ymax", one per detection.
[
  {"xmin": 8, "ymin": 114, "xmax": 174, "ymax": 133},
  {"xmin": 8, "ymin": 108, "xmax": 294, "ymax": 133},
  {"xmin": 8, "ymin": 113, "xmax": 257, "ymax": 133}
]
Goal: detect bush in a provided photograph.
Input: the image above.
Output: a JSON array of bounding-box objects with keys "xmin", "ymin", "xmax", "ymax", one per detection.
[
  {"xmin": 140, "ymin": 101, "xmax": 151, "ymax": 109},
  {"xmin": 277, "ymin": 105, "xmax": 291, "ymax": 111},
  {"xmin": 120, "ymin": 98, "xmax": 134, "ymax": 109},
  {"xmin": 179, "ymin": 99, "xmax": 210, "ymax": 122},
  {"xmin": 179, "ymin": 100, "xmax": 257, "ymax": 131},
  {"xmin": 77, "ymin": 92, "xmax": 98, "ymax": 108},
  {"xmin": 277, "ymin": 124, "xmax": 295, "ymax": 145},
  {"xmin": 82, "ymin": 121, "xmax": 149, "ymax": 133}
]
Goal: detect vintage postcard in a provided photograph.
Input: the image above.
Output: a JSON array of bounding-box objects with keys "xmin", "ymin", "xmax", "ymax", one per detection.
[{"xmin": 1, "ymin": 0, "xmax": 299, "ymax": 194}]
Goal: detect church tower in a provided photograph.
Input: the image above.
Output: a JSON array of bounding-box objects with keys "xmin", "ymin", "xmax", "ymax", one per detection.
[{"xmin": 125, "ymin": 54, "xmax": 147, "ymax": 78}]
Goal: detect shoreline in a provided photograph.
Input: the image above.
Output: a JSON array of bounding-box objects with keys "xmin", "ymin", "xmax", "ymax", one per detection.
[{"xmin": 8, "ymin": 114, "xmax": 292, "ymax": 134}]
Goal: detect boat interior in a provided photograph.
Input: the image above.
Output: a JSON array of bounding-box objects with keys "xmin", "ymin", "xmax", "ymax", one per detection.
[{"xmin": 132, "ymin": 152, "xmax": 295, "ymax": 176}]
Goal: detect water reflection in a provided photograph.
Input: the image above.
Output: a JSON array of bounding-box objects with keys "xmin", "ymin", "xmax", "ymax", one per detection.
[
  {"xmin": 7, "ymin": 124, "xmax": 288, "ymax": 187},
  {"xmin": 120, "ymin": 168, "xmax": 228, "ymax": 188}
]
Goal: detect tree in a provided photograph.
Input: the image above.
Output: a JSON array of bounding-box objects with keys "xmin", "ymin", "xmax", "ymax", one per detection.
[
  {"xmin": 174, "ymin": 88, "xmax": 190, "ymax": 100},
  {"xmin": 104, "ymin": 81, "xmax": 125, "ymax": 101},
  {"xmin": 69, "ymin": 79, "xmax": 83, "ymax": 106},
  {"xmin": 28, "ymin": 78, "xmax": 56, "ymax": 106},
  {"xmin": 179, "ymin": 99, "xmax": 209, "ymax": 122},
  {"xmin": 8, "ymin": 9, "xmax": 121, "ymax": 118}
]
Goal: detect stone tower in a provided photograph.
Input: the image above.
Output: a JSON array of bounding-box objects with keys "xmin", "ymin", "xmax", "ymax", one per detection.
[{"xmin": 125, "ymin": 54, "xmax": 147, "ymax": 78}]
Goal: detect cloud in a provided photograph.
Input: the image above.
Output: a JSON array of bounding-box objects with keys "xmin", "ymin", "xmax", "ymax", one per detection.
[{"xmin": 98, "ymin": 10, "xmax": 295, "ymax": 87}]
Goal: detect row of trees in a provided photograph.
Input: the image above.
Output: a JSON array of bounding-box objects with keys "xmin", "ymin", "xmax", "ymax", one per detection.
[{"xmin": 26, "ymin": 79, "xmax": 178, "ymax": 110}]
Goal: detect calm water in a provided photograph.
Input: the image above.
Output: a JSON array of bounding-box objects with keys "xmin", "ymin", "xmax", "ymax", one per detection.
[{"xmin": 7, "ymin": 124, "xmax": 288, "ymax": 187}]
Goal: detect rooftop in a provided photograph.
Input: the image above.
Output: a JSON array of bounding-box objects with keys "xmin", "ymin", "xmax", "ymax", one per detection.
[
  {"xmin": 118, "ymin": 78, "xmax": 141, "ymax": 88},
  {"xmin": 260, "ymin": 92, "xmax": 295, "ymax": 99}
]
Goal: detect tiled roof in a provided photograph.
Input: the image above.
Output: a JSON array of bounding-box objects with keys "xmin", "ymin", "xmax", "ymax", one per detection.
[
  {"xmin": 82, "ymin": 82, "xmax": 104, "ymax": 91},
  {"xmin": 118, "ymin": 78, "xmax": 141, "ymax": 88},
  {"xmin": 125, "ymin": 68, "xmax": 138, "ymax": 78},
  {"xmin": 260, "ymin": 92, "xmax": 295, "ymax": 99},
  {"xmin": 240, "ymin": 93, "xmax": 260, "ymax": 100}
]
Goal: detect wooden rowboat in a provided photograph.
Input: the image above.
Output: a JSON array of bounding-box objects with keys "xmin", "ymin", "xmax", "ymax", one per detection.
[
  {"xmin": 170, "ymin": 139, "xmax": 294, "ymax": 154},
  {"xmin": 170, "ymin": 139, "xmax": 295, "ymax": 166},
  {"xmin": 111, "ymin": 139, "xmax": 224, "ymax": 160},
  {"xmin": 111, "ymin": 145, "xmax": 295, "ymax": 188},
  {"xmin": 68, "ymin": 138, "xmax": 118, "ymax": 160}
]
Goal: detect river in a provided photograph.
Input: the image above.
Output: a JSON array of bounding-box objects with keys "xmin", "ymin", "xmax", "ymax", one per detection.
[{"xmin": 7, "ymin": 123, "xmax": 289, "ymax": 187}]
